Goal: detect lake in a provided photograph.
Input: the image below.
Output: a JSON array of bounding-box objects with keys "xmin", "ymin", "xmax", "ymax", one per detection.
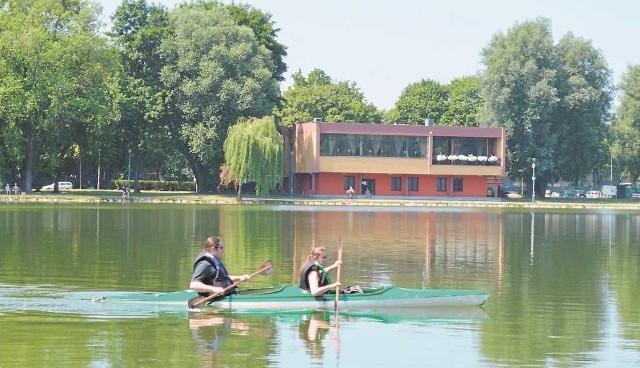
[{"xmin": 0, "ymin": 203, "xmax": 638, "ymax": 367}]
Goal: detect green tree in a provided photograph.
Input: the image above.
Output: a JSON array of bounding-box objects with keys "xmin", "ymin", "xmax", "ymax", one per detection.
[
  {"xmin": 0, "ymin": 0, "xmax": 118, "ymax": 192},
  {"xmin": 388, "ymin": 79, "xmax": 448, "ymax": 125},
  {"xmin": 440, "ymin": 76, "xmax": 483, "ymax": 126},
  {"xmin": 110, "ymin": 0, "xmax": 172, "ymax": 191},
  {"xmin": 554, "ymin": 33, "xmax": 613, "ymax": 184},
  {"xmin": 183, "ymin": 0, "xmax": 288, "ymax": 83},
  {"xmin": 225, "ymin": 2, "xmax": 287, "ymax": 82},
  {"xmin": 479, "ymin": 18, "xmax": 612, "ymax": 194},
  {"xmin": 159, "ymin": 3, "xmax": 280, "ymax": 193},
  {"xmin": 611, "ymin": 65, "xmax": 640, "ymax": 182},
  {"xmin": 277, "ymin": 69, "xmax": 382, "ymax": 127},
  {"xmin": 223, "ymin": 116, "xmax": 283, "ymax": 200}
]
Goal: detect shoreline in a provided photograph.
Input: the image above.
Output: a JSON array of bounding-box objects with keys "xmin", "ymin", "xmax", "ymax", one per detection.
[{"xmin": 2, "ymin": 190, "xmax": 640, "ymax": 210}]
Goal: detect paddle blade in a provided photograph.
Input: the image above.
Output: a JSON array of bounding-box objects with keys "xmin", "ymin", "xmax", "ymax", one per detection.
[
  {"xmin": 187, "ymin": 296, "xmax": 204, "ymax": 309},
  {"xmin": 257, "ymin": 260, "xmax": 274, "ymax": 276}
]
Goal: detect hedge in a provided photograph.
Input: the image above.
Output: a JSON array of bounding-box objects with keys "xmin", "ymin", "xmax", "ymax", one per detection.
[{"xmin": 114, "ymin": 180, "xmax": 196, "ymax": 191}]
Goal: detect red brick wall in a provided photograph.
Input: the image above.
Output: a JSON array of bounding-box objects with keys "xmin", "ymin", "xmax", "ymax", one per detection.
[{"xmin": 313, "ymin": 173, "xmax": 489, "ymax": 197}]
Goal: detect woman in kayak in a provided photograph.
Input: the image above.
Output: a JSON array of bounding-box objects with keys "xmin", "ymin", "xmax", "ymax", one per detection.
[
  {"xmin": 190, "ymin": 236, "xmax": 249, "ymax": 298},
  {"xmin": 299, "ymin": 246, "xmax": 342, "ymax": 297}
]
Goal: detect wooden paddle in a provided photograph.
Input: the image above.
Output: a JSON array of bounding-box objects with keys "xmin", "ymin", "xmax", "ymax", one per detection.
[
  {"xmin": 334, "ymin": 238, "xmax": 343, "ymax": 312},
  {"xmin": 187, "ymin": 260, "xmax": 273, "ymax": 309}
]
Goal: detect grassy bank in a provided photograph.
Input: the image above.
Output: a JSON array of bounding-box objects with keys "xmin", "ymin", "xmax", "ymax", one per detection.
[{"xmin": 2, "ymin": 189, "xmax": 640, "ymax": 210}]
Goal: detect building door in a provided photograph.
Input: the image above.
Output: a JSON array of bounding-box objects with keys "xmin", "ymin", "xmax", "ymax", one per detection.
[{"xmin": 361, "ymin": 179, "xmax": 375, "ymax": 196}]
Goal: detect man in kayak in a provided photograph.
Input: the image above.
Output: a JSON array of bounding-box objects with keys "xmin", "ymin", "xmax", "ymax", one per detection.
[
  {"xmin": 299, "ymin": 246, "xmax": 342, "ymax": 297},
  {"xmin": 190, "ymin": 236, "xmax": 250, "ymax": 299}
]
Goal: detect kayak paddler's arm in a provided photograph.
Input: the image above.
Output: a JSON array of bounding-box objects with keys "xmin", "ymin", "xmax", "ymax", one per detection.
[
  {"xmin": 323, "ymin": 260, "xmax": 342, "ymax": 272},
  {"xmin": 312, "ymin": 282, "xmax": 341, "ymax": 297},
  {"xmin": 229, "ymin": 274, "xmax": 251, "ymax": 282},
  {"xmin": 308, "ymin": 271, "xmax": 341, "ymax": 297},
  {"xmin": 189, "ymin": 280, "xmax": 225, "ymax": 295}
]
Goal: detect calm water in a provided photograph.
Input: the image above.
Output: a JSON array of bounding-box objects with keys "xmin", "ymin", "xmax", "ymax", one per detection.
[{"xmin": 0, "ymin": 203, "xmax": 639, "ymax": 367}]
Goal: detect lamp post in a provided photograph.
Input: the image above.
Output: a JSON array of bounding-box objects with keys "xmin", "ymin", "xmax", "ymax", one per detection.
[
  {"xmin": 610, "ymin": 153, "xmax": 613, "ymax": 181},
  {"xmin": 531, "ymin": 157, "xmax": 537, "ymax": 203},
  {"xmin": 289, "ymin": 150, "xmax": 294, "ymax": 197},
  {"xmin": 127, "ymin": 148, "xmax": 132, "ymax": 197}
]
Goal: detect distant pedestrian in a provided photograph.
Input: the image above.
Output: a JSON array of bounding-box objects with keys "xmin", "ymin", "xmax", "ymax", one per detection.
[
  {"xmin": 346, "ymin": 186, "xmax": 355, "ymax": 199},
  {"xmin": 4, "ymin": 183, "xmax": 9, "ymax": 195},
  {"xmin": 12, "ymin": 183, "xmax": 19, "ymax": 195}
]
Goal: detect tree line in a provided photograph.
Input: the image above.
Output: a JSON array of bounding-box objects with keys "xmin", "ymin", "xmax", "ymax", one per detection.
[{"xmin": 1, "ymin": 1, "xmax": 639, "ymax": 196}]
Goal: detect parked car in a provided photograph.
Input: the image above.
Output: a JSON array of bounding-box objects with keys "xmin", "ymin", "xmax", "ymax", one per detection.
[
  {"xmin": 560, "ymin": 190, "xmax": 575, "ymax": 198},
  {"xmin": 41, "ymin": 181, "xmax": 73, "ymax": 190},
  {"xmin": 586, "ymin": 190, "xmax": 601, "ymax": 198},
  {"xmin": 574, "ymin": 190, "xmax": 586, "ymax": 198}
]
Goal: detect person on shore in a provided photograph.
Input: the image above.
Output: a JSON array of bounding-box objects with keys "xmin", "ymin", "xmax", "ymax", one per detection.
[
  {"xmin": 346, "ymin": 186, "xmax": 355, "ymax": 199},
  {"xmin": 4, "ymin": 183, "xmax": 10, "ymax": 195},
  {"xmin": 190, "ymin": 236, "xmax": 250, "ymax": 300},
  {"xmin": 299, "ymin": 246, "xmax": 342, "ymax": 297},
  {"xmin": 12, "ymin": 183, "xmax": 19, "ymax": 195}
]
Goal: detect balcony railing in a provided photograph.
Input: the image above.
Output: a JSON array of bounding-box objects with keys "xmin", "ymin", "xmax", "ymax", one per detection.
[{"xmin": 432, "ymin": 154, "xmax": 501, "ymax": 166}]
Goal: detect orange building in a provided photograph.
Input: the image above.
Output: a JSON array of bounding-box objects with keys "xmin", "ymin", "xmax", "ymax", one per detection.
[{"xmin": 284, "ymin": 121, "xmax": 506, "ymax": 198}]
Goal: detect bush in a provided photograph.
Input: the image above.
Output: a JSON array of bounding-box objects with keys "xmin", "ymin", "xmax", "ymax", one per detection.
[{"xmin": 114, "ymin": 180, "xmax": 196, "ymax": 191}]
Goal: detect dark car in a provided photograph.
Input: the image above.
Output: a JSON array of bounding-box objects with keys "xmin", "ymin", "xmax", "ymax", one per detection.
[
  {"xmin": 574, "ymin": 190, "xmax": 586, "ymax": 198},
  {"xmin": 560, "ymin": 190, "xmax": 575, "ymax": 198}
]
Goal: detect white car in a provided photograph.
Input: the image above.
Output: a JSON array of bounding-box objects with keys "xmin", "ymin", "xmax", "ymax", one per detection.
[
  {"xmin": 41, "ymin": 181, "xmax": 73, "ymax": 190},
  {"xmin": 586, "ymin": 190, "xmax": 601, "ymax": 198}
]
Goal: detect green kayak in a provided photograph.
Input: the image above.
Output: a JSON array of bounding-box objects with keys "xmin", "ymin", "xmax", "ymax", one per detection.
[{"xmin": 97, "ymin": 285, "xmax": 490, "ymax": 311}]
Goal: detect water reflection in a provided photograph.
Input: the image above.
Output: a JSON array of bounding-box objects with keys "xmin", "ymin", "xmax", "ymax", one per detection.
[
  {"xmin": 1, "ymin": 204, "xmax": 639, "ymax": 366},
  {"xmin": 188, "ymin": 314, "xmax": 250, "ymax": 366},
  {"xmin": 297, "ymin": 311, "xmax": 336, "ymax": 361},
  {"xmin": 530, "ymin": 212, "xmax": 535, "ymax": 265}
]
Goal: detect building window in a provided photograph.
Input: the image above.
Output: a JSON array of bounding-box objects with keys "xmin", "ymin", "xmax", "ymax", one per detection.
[
  {"xmin": 433, "ymin": 137, "xmax": 451, "ymax": 156},
  {"xmin": 344, "ymin": 176, "xmax": 355, "ymax": 190},
  {"xmin": 408, "ymin": 177, "xmax": 419, "ymax": 192},
  {"xmin": 436, "ymin": 178, "xmax": 447, "ymax": 192},
  {"xmin": 453, "ymin": 178, "xmax": 463, "ymax": 192},
  {"xmin": 391, "ymin": 177, "xmax": 402, "ymax": 191},
  {"xmin": 320, "ymin": 133, "xmax": 427, "ymax": 158}
]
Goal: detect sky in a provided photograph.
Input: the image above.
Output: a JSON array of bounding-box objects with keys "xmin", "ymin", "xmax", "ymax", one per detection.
[{"xmin": 96, "ymin": 0, "xmax": 640, "ymax": 110}]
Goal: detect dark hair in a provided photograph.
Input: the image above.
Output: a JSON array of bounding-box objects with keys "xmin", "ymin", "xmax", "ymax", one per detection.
[{"xmin": 204, "ymin": 236, "xmax": 222, "ymax": 249}]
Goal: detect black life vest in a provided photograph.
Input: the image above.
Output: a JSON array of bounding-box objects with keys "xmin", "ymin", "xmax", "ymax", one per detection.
[
  {"xmin": 299, "ymin": 260, "xmax": 330, "ymax": 291},
  {"xmin": 193, "ymin": 252, "xmax": 236, "ymax": 297}
]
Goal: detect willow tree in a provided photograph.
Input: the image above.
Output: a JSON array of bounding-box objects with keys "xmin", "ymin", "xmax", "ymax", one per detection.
[{"xmin": 223, "ymin": 116, "xmax": 283, "ymax": 200}]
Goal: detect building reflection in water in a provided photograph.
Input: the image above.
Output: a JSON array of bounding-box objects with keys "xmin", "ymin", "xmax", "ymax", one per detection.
[{"xmin": 288, "ymin": 208, "xmax": 505, "ymax": 292}]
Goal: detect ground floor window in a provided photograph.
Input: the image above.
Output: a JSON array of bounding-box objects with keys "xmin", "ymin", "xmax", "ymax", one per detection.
[
  {"xmin": 391, "ymin": 177, "xmax": 402, "ymax": 191},
  {"xmin": 453, "ymin": 177, "xmax": 463, "ymax": 192},
  {"xmin": 344, "ymin": 176, "xmax": 355, "ymax": 190},
  {"xmin": 436, "ymin": 177, "xmax": 447, "ymax": 192},
  {"xmin": 408, "ymin": 177, "xmax": 419, "ymax": 191}
]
